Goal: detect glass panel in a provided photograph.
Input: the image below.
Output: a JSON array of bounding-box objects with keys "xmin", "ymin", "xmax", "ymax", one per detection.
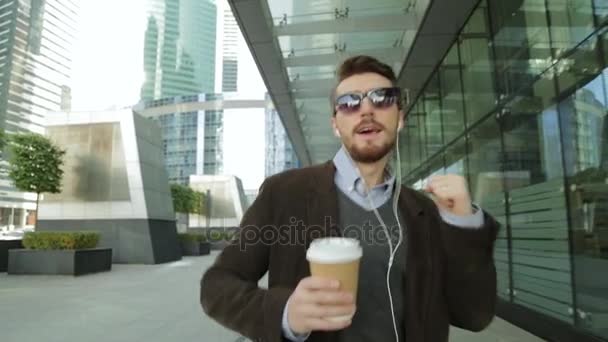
[
  {"xmin": 501, "ymin": 72, "xmax": 574, "ymax": 323},
  {"xmin": 46, "ymin": 123, "xmax": 130, "ymax": 202},
  {"xmin": 439, "ymin": 43, "xmax": 466, "ymax": 143},
  {"xmin": 467, "ymin": 115, "xmax": 510, "ymax": 300},
  {"xmin": 562, "ymin": 68, "xmax": 608, "ymax": 339},
  {"xmin": 595, "ymin": 0, "xmax": 608, "ymax": 22},
  {"xmin": 278, "ymin": 31, "xmax": 405, "ymax": 58},
  {"xmin": 417, "ymin": 156, "xmax": 446, "ymax": 190},
  {"xmin": 490, "ymin": 0, "xmax": 553, "ymax": 97},
  {"xmin": 460, "ymin": 0, "xmax": 497, "ymax": 125},
  {"xmin": 397, "ymin": 127, "xmax": 411, "ymax": 176},
  {"xmin": 444, "ymin": 136, "xmax": 467, "ymax": 177},
  {"xmin": 555, "ymin": 34, "xmax": 602, "ymax": 94},
  {"xmin": 423, "ymin": 75, "xmax": 443, "ymax": 158},
  {"xmin": 548, "ymin": 0, "xmax": 597, "ymax": 57},
  {"xmin": 408, "ymin": 102, "xmax": 423, "ymax": 169}
]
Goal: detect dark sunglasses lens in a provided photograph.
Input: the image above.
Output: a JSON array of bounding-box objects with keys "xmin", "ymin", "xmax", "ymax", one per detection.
[
  {"xmin": 370, "ymin": 88, "xmax": 399, "ymax": 108},
  {"xmin": 336, "ymin": 94, "xmax": 361, "ymax": 112}
]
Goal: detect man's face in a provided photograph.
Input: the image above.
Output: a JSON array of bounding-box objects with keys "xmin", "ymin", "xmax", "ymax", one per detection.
[{"xmin": 332, "ymin": 72, "xmax": 404, "ymax": 163}]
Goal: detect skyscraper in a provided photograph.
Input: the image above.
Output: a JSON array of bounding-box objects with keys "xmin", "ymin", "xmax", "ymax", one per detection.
[
  {"xmin": 0, "ymin": 0, "xmax": 78, "ymax": 228},
  {"xmin": 220, "ymin": 3, "xmax": 238, "ymax": 92},
  {"xmin": 140, "ymin": 0, "xmax": 217, "ymax": 100},
  {"xmin": 214, "ymin": 0, "xmax": 240, "ymax": 93},
  {"xmin": 139, "ymin": 0, "xmax": 219, "ymax": 186},
  {"xmin": 135, "ymin": 93, "xmax": 267, "ymax": 185},
  {"xmin": 265, "ymin": 99, "xmax": 299, "ymax": 177}
]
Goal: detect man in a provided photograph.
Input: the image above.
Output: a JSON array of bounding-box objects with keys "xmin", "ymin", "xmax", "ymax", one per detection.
[{"xmin": 201, "ymin": 55, "xmax": 499, "ymax": 342}]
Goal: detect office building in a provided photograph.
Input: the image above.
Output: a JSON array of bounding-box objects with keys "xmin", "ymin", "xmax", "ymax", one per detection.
[
  {"xmin": 40, "ymin": 109, "xmax": 181, "ymax": 264},
  {"xmin": 265, "ymin": 102, "xmax": 299, "ymax": 177},
  {"xmin": 134, "ymin": 93, "xmax": 267, "ymax": 185},
  {"xmin": 140, "ymin": 0, "xmax": 217, "ymax": 100},
  {"xmin": 0, "ymin": 0, "xmax": 78, "ymax": 229},
  {"xmin": 215, "ymin": 0, "xmax": 240, "ymax": 92}
]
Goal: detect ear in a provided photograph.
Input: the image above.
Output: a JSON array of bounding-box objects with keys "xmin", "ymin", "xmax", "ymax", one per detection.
[
  {"xmin": 398, "ymin": 110, "xmax": 405, "ymax": 131},
  {"xmin": 331, "ymin": 117, "xmax": 341, "ymax": 138}
]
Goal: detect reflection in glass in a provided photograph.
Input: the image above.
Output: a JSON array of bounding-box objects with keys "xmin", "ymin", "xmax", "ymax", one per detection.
[
  {"xmin": 560, "ymin": 71, "xmax": 608, "ymax": 338},
  {"xmin": 502, "ymin": 82, "xmax": 574, "ymax": 323},
  {"xmin": 548, "ymin": 0, "xmax": 596, "ymax": 56},
  {"xmin": 439, "ymin": 44, "xmax": 466, "ymax": 143},
  {"xmin": 555, "ymin": 35, "xmax": 602, "ymax": 94},
  {"xmin": 408, "ymin": 102, "xmax": 423, "ymax": 170},
  {"xmin": 423, "ymin": 75, "xmax": 443, "ymax": 158},
  {"xmin": 444, "ymin": 137, "xmax": 467, "ymax": 176},
  {"xmin": 467, "ymin": 116, "xmax": 510, "ymax": 300},
  {"xmin": 460, "ymin": 0, "xmax": 496, "ymax": 125},
  {"xmin": 491, "ymin": 0, "xmax": 553, "ymax": 97},
  {"xmin": 402, "ymin": 0, "xmax": 608, "ymax": 338},
  {"xmin": 46, "ymin": 123, "xmax": 130, "ymax": 202}
]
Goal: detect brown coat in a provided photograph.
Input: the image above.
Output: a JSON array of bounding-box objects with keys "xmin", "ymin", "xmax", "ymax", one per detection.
[{"xmin": 200, "ymin": 161, "xmax": 500, "ymax": 341}]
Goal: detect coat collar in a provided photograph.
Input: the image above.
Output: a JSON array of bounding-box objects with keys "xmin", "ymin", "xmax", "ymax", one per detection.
[{"xmin": 311, "ymin": 160, "xmax": 425, "ymax": 218}]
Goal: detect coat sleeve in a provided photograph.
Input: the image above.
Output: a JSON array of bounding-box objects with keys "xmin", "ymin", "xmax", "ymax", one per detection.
[
  {"xmin": 440, "ymin": 210, "xmax": 500, "ymax": 331},
  {"xmin": 200, "ymin": 177, "xmax": 292, "ymax": 341}
]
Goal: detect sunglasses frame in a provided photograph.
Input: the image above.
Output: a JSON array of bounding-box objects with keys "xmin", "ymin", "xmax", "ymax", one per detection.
[{"xmin": 334, "ymin": 87, "xmax": 402, "ymax": 115}]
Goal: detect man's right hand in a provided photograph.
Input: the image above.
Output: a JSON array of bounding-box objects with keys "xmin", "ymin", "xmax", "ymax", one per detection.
[{"xmin": 286, "ymin": 276, "xmax": 357, "ymax": 335}]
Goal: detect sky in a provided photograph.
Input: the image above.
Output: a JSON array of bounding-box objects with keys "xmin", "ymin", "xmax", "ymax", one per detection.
[{"xmin": 70, "ymin": 0, "xmax": 268, "ymax": 190}]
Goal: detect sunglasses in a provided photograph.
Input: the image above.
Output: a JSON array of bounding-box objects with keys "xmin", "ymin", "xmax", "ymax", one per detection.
[{"xmin": 334, "ymin": 87, "xmax": 401, "ymax": 114}]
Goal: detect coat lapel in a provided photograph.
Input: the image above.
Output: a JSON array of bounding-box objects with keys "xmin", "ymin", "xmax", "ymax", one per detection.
[{"xmin": 305, "ymin": 161, "xmax": 341, "ymax": 247}]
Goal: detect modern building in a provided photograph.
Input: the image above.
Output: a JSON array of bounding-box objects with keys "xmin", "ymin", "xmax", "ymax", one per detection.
[
  {"xmin": 0, "ymin": 0, "xmax": 78, "ymax": 230},
  {"xmin": 265, "ymin": 99, "xmax": 299, "ymax": 177},
  {"xmin": 243, "ymin": 188, "xmax": 258, "ymax": 207},
  {"xmin": 140, "ymin": 0, "xmax": 217, "ymax": 100},
  {"xmin": 230, "ymin": 0, "xmax": 608, "ymax": 340},
  {"xmin": 187, "ymin": 174, "xmax": 248, "ymax": 229},
  {"xmin": 134, "ymin": 93, "xmax": 268, "ymax": 184},
  {"xmin": 215, "ymin": 0, "xmax": 240, "ymax": 93},
  {"xmin": 40, "ymin": 109, "xmax": 181, "ymax": 264}
]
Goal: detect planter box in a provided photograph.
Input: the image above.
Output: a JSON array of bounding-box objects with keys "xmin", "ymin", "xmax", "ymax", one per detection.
[
  {"xmin": 8, "ymin": 248, "xmax": 112, "ymax": 276},
  {"xmin": 180, "ymin": 241, "xmax": 211, "ymax": 256},
  {"xmin": 1, "ymin": 239, "xmax": 23, "ymax": 272},
  {"xmin": 210, "ymin": 240, "xmax": 230, "ymax": 251}
]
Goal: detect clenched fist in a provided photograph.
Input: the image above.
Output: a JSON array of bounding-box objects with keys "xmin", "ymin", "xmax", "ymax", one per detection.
[
  {"xmin": 424, "ymin": 175, "xmax": 473, "ymax": 216},
  {"xmin": 287, "ymin": 276, "xmax": 356, "ymax": 335}
]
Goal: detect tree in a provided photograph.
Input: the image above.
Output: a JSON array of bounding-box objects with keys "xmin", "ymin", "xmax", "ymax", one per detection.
[
  {"xmin": 170, "ymin": 184, "xmax": 195, "ymax": 213},
  {"xmin": 7, "ymin": 133, "xmax": 65, "ymax": 228},
  {"xmin": 192, "ymin": 190, "xmax": 206, "ymax": 215},
  {"xmin": 0, "ymin": 129, "xmax": 6, "ymax": 151},
  {"xmin": 170, "ymin": 184, "xmax": 206, "ymax": 214}
]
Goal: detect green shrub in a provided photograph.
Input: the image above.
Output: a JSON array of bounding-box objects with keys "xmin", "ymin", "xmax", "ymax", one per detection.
[
  {"xmin": 223, "ymin": 230, "xmax": 235, "ymax": 241},
  {"xmin": 22, "ymin": 231, "xmax": 100, "ymax": 250},
  {"xmin": 208, "ymin": 230, "xmax": 223, "ymax": 241},
  {"xmin": 206, "ymin": 230, "xmax": 235, "ymax": 242},
  {"xmin": 178, "ymin": 233, "xmax": 207, "ymax": 243}
]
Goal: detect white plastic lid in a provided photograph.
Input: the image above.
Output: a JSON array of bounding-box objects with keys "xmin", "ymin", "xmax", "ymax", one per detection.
[{"xmin": 306, "ymin": 237, "xmax": 362, "ymax": 264}]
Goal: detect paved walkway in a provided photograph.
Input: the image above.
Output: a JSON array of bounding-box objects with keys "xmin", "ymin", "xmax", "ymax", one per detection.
[{"xmin": 0, "ymin": 251, "xmax": 544, "ymax": 342}]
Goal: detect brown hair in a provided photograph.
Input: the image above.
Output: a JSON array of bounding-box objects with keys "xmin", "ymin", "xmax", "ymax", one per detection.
[{"xmin": 330, "ymin": 55, "xmax": 399, "ymax": 115}]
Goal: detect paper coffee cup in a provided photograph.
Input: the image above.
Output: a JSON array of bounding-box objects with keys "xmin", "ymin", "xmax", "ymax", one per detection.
[{"xmin": 306, "ymin": 237, "xmax": 362, "ymax": 322}]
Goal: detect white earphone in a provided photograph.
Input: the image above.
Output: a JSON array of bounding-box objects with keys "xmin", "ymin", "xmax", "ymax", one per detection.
[{"xmin": 342, "ymin": 119, "xmax": 404, "ymax": 342}]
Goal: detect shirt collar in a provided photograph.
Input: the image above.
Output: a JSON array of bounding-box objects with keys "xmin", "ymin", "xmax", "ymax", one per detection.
[{"xmin": 332, "ymin": 145, "xmax": 395, "ymax": 196}]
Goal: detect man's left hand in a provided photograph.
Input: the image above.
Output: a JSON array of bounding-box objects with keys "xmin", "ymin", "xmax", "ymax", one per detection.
[{"xmin": 424, "ymin": 175, "xmax": 473, "ymax": 216}]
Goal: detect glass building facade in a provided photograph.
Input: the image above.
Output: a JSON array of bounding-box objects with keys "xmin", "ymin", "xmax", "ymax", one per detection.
[
  {"xmin": 140, "ymin": 0, "xmax": 217, "ymax": 100},
  {"xmin": 0, "ymin": 0, "xmax": 78, "ymax": 228},
  {"xmin": 219, "ymin": 0, "xmax": 238, "ymax": 93},
  {"xmin": 265, "ymin": 104, "xmax": 300, "ymax": 177},
  {"xmin": 400, "ymin": 0, "xmax": 608, "ymax": 339},
  {"xmin": 137, "ymin": 94, "xmax": 223, "ymax": 185}
]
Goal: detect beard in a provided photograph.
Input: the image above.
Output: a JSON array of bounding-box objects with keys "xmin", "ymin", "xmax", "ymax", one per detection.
[{"xmin": 347, "ymin": 135, "xmax": 396, "ymax": 163}]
